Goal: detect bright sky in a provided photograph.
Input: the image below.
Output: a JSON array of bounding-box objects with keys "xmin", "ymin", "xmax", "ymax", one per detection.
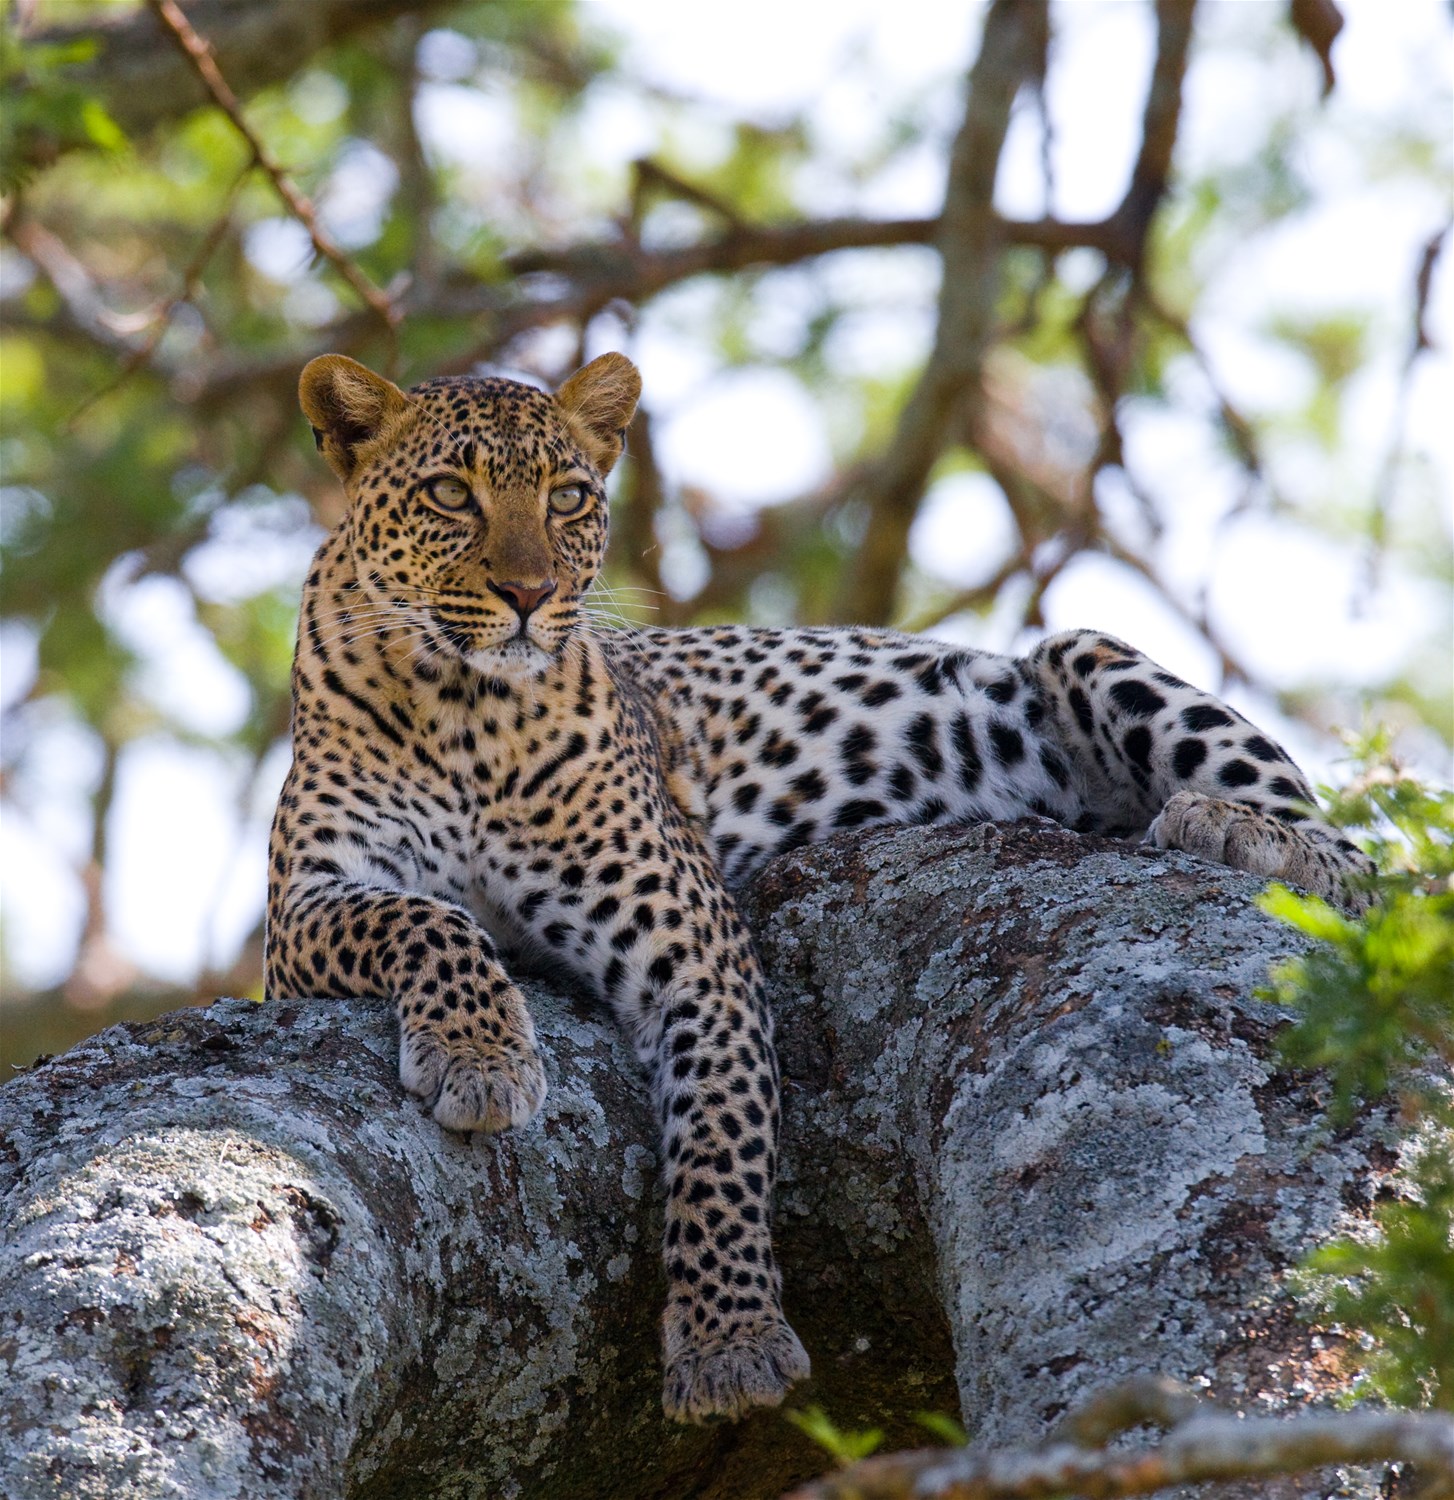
[{"xmin": 2, "ymin": 0, "xmax": 1451, "ymax": 991}]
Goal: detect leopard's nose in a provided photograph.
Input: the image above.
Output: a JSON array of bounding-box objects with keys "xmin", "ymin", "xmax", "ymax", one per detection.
[{"xmin": 488, "ymin": 578, "xmax": 557, "ymax": 621}]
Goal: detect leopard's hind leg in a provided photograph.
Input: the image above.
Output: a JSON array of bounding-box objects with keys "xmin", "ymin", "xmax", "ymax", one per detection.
[{"xmin": 1026, "ymin": 630, "xmax": 1373, "ymax": 908}]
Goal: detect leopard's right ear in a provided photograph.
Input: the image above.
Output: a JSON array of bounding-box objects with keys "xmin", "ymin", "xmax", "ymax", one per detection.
[
  {"xmin": 556, "ymin": 352, "xmax": 641, "ymax": 476},
  {"xmin": 299, "ymin": 355, "xmax": 412, "ymax": 483}
]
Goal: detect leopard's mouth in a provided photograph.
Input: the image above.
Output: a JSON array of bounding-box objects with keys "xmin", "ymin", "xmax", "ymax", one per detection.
[
  {"xmin": 429, "ymin": 605, "xmax": 576, "ymax": 671},
  {"xmin": 431, "ymin": 613, "xmax": 541, "ymax": 652}
]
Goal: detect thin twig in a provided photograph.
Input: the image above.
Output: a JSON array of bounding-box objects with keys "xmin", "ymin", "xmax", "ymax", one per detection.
[
  {"xmin": 1362, "ymin": 219, "xmax": 1451, "ymax": 599},
  {"xmin": 145, "ymin": 0, "xmax": 400, "ymax": 365},
  {"xmin": 1138, "ymin": 288, "xmax": 1261, "ymax": 478},
  {"xmin": 65, "ymin": 168, "xmax": 249, "ymax": 429},
  {"xmin": 628, "ymin": 156, "xmax": 747, "ymax": 234},
  {"xmin": 899, "ymin": 555, "xmax": 1028, "ymax": 637},
  {"xmin": 1100, "ymin": 532, "xmax": 1255, "ymax": 688}
]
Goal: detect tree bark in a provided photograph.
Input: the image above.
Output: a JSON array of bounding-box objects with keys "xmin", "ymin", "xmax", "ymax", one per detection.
[{"xmin": 0, "ymin": 823, "xmax": 1404, "ymax": 1499}]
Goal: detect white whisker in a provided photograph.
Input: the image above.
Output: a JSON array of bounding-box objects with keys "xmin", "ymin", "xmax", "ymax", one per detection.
[
  {"xmin": 306, "ymin": 608, "xmax": 418, "ymax": 634},
  {"xmin": 589, "ymin": 583, "xmax": 666, "ymax": 599},
  {"xmin": 304, "ymin": 606, "xmax": 434, "ymax": 654},
  {"xmin": 580, "ymin": 605, "xmax": 637, "ymax": 630}
]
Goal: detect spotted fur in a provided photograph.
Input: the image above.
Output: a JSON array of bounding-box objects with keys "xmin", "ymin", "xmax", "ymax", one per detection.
[{"xmin": 267, "ymin": 353, "xmax": 1372, "ymax": 1424}]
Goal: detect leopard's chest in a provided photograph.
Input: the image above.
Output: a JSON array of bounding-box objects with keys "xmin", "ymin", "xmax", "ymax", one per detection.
[{"xmin": 388, "ymin": 708, "xmax": 622, "ymax": 893}]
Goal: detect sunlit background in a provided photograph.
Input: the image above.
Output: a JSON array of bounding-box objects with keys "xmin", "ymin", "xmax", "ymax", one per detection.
[{"xmin": 1, "ymin": 0, "xmax": 1450, "ymax": 1068}]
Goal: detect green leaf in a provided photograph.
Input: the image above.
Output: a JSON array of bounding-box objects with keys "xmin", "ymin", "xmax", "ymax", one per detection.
[
  {"xmin": 785, "ymin": 1404, "xmax": 885, "ymax": 1466},
  {"xmin": 77, "ymin": 96, "xmax": 126, "ymax": 153},
  {"xmin": 913, "ymin": 1411, "xmax": 970, "ymax": 1445}
]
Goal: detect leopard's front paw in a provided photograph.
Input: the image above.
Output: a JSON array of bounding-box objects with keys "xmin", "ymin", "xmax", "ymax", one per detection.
[
  {"xmin": 399, "ymin": 1026, "xmax": 547, "ymax": 1133},
  {"xmin": 1147, "ymin": 790, "xmax": 1372, "ymax": 911},
  {"xmin": 662, "ymin": 1317, "xmax": 810, "ymax": 1424}
]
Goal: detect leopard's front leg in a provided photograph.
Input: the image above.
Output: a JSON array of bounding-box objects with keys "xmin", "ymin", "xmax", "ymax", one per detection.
[
  {"xmin": 565, "ymin": 843, "xmax": 809, "ymax": 1423},
  {"xmin": 486, "ymin": 718, "xmax": 809, "ymax": 1421},
  {"xmin": 1027, "ymin": 630, "xmax": 1374, "ymax": 909},
  {"xmin": 266, "ymin": 880, "xmax": 546, "ymax": 1132},
  {"xmin": 649, "ymin": 949, "xmax": 811, "ymax": 1424}
]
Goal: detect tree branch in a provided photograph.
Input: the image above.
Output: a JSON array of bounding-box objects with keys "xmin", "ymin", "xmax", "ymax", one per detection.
[
  {"xmin": 1110, "ymin": 0, "xmax": 1198, "ymax": 270},
  {"xmin": 1, "ymin": 823, "xmax": 1419, "ymax": 1497},
  {"xmin": 64, "ymin": 169, "xmax": 248, "ymax": 429},
  {"xmin": 1046, "ymin": 1375, "xmax": 1202, "ymax": 1448},
  {"xmin": 3, "ymin": 218, "xmax": 141, "ymax": 357},
  {"xmin": 1289, "ymin": 0, "xmax": 1346, "ymax": 100},
  {"xmin": 787, "ymin": 1399, "xmax": 1454, "ymax": 1500},
  {"xmin": 1364, "ymin": 218, "xmax": 1452, "ymax": 592},
  {"xmin": 608, "ymin": 406, "xmax": 672, "ymax": 620},
  {"xmin": 10, "ymin": 0, "xmax": 452, "ymax": 172},
  {"xmin": 164, "ymin": 214, "xmax": 945, "ymax": 407},
  {"xmin": 3, "ymin": 205, "xmax": 1149, "ymax": 408},
  {"xmin": 385, "ymin": 16, "xmax": 443, "ymax": 296},
  {"xmin": 145, "ymin": 0, "xmax": 401, "ymax": 360},
  {"xmin": 833, "ymin": 0, "xmax": 1051, "ymax": 624}
]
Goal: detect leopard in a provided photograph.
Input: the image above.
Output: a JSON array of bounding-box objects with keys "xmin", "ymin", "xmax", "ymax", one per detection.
[{"xmin": 266, "ymin": 349, "xmax": 1373, "ymax": 1426}]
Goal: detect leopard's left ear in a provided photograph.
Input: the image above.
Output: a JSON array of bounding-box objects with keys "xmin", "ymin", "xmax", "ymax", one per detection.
[{"xmin": 555, "ymin": 352, "xmax": 641, "ymax": 476}]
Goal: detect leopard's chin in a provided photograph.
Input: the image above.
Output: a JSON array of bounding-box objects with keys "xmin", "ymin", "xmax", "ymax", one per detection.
[{"xmin": 465, "ymin": 637, "xmax": 556, "ymax": 680}]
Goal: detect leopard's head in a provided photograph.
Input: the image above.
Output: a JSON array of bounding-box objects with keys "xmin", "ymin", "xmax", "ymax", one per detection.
[{"xmin": 300, "ymin": 352, "xmax": 640, "ymax": 675}]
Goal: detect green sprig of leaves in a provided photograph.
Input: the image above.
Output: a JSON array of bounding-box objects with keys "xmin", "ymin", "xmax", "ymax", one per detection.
[
  {"xmin": 1259, "ymin": 731, "xmax": 1454, "ymax": 1410},
  {"xmin": 1, "ymin": 27, "xmax": 126, "ymax": 188}
]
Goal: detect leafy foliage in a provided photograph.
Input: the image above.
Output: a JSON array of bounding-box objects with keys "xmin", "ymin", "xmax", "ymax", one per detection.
[
  {"xmin": 1260, "ymin": 737, "xmax": 1454, "ymax": 1410},
  {"xmin": 786, "ymin": 1404, "xmax": 885, "ymax": 1467},
  {"xmin": 0, "ymin": 27, "xmax": 124, "ymax": 189}
]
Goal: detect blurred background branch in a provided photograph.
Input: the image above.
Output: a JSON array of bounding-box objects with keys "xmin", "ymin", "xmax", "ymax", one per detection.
[
  {"xmin": 146, "ymin": 0, "xmax": 403, "ymax": 361},
  {"xmin": 7, "ymin": 0, "xmax": 456, "ymax": 172}
]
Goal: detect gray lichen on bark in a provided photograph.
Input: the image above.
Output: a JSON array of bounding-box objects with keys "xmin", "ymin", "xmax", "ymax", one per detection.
[{"xmin": 0, "ymin": 823, "xmax": 1402, "ymax": 1499}]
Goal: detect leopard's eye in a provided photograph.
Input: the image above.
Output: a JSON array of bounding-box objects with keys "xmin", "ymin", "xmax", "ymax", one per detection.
[
  {"xmin": 548, "ymin": 482, "xmax": 590, "ymax": 518},
  {"xmin": 419, "ymin": 476, "xmax": 471, "ymax": 511}
]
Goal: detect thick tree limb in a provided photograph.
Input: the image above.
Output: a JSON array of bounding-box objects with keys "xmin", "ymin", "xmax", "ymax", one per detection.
[{"xmin": 0, "ymin": 824, "xmax": 1419, "ymax": 1498}]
